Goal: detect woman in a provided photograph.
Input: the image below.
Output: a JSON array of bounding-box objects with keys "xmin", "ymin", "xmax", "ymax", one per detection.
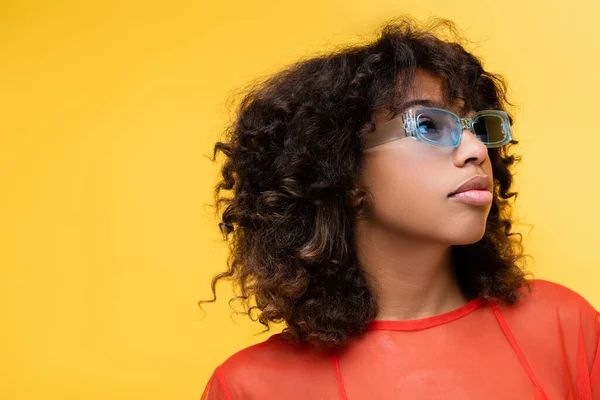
[{"xmin": 200, "ymin": 18, "xmax": 600, "ymax": 399}]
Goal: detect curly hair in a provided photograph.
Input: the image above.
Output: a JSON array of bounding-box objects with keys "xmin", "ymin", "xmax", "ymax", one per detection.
[{"xmin": 199, "ymin": 17, "xmax": 530, "ymax": 349}]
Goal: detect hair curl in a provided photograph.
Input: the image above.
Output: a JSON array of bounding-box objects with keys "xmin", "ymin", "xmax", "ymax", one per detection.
[{"xmin": 199, "ymin": 17, "xmax": 530, "ymax": 349}]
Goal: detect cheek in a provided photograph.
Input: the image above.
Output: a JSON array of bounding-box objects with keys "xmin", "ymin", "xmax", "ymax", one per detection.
[{"xmin": 359, "ymin": 149, "xmax": 447, "ymax": 231}]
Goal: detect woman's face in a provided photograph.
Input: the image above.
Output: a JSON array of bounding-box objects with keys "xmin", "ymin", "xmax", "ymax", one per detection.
[{"xmin": 357, "ymin": 69, "xmax": 493, "ymax": 245}]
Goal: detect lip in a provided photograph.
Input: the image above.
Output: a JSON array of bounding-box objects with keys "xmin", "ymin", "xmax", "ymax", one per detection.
[
  {"xmin": 449, "ymin": 190, "xmax": 493, "ymax": 206},
  {"xmin": 448, "ymin": 175, "xmax": 493, "ymax": 197}
]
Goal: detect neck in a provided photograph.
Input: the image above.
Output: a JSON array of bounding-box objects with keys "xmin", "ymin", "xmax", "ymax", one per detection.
[{"xmin": 354, "ymin": 217, "xmax": 467, "ymax": 321}]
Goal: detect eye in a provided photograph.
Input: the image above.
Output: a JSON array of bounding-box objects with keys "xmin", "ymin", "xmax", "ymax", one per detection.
[
  {"xmin": 417, "ymin": 117, "xmax": 444, "ymax": 139},
  {"xmin": 417, "ymin": 118, "xmax": 437, "ymax": 133}
]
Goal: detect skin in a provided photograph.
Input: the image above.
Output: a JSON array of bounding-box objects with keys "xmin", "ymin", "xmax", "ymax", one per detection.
[{"xmin": 354, "ymin": 69, "xmax": 494, "ymax": 321}]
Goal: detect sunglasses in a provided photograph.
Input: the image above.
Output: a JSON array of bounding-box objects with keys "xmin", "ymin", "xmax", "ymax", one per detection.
[{"xmin": 362, "ymin": 107, "xmax": 513, "ymax": 149}]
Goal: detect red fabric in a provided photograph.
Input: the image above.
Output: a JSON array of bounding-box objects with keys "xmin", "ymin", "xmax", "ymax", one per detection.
[{"xmin": 201, "ymin": 280, "xmax": 600, "ymax": 399}]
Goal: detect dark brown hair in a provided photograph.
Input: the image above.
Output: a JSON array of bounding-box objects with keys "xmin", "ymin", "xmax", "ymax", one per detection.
[{"xmin": 200, "ymin": 17, "xmax": 530, "ymax": 349}]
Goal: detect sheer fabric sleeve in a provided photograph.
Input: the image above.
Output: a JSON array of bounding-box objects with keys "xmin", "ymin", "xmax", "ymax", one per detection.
[
  {"xmin": 591, "ymin": 312, "xmax": 600, "ymax": 398},
  {"xmin": 569, "ymin": 298, "xmax": 600, "ymax": 398},
  {"xmin": 201, "ymin": 367, "xmax": 231, "ymax": 400}
]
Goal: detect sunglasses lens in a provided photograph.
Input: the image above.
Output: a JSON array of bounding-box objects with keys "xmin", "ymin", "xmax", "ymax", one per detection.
[
  {"xmin": 472, "ymin": 114, "xmax": 508, "ymax": 145},
  {"xmin": 415, "ymin": 110, "xmax": 457, "ymax": 145}
]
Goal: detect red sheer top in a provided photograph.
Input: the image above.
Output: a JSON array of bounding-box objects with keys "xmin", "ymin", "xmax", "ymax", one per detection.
[{"xmin": 201, "ymin": 280, "xmax": 600, "ymax": 399}]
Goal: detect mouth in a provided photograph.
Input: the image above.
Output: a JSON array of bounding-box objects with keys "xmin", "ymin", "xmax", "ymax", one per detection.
[
  {"xmin": 448, "ymin": 175, "xmax": 493, "ymax": 206},
  {"xmin": 448, "ymin": 175, "xmax": 493, "ymax": 197}
]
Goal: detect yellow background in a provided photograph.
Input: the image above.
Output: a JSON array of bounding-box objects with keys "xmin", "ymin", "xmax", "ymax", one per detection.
[{"xmin": 2, "ymin": 0, "xmax": 599, "ymax": 398}]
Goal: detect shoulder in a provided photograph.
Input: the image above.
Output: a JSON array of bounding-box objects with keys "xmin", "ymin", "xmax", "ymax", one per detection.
[
  {"xmin": 218, "ymin": 333, "xmax": 331, "ymax": 371},
  {"xmin": 498, "ymin": 279, "xmax": 599, "ymax": 361},
  {"xmin": 503, "ymin": 279, "xmax": 599, "ymax": 326},
  {"xmin": 211, "ymin": 333, "xmax": 336, "ymax": 398},
  {"xmin": 515, "ymin": 279, "xmax": 598, "ymax": 318}
]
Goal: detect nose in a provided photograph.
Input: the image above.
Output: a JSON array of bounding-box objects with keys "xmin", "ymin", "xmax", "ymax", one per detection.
[{"xmin": 453, "ymin": 128, "xmax": 489, "ymax": 167}]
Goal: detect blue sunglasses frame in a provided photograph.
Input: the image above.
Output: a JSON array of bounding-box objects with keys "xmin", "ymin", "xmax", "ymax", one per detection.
[{"xmin": 362, "ymin": 107, "xmax": 513, "ymax": 149}]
